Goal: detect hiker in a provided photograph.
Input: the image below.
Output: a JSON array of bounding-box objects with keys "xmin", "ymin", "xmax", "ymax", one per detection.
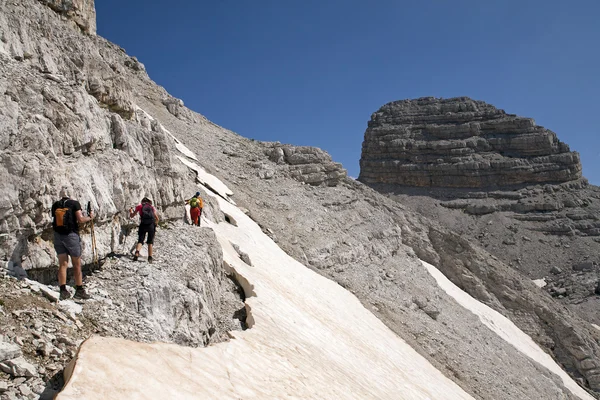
[
  {"xmin": 129, "ymin": 197, "xmax": 159, "ymax": 263},
  {"xmin": 185, "ymin": 192, "xmax": 203, "ymax": 226},
  {"xmin": 51, "ymin": 188, "xmax": 93, "ymax": 300}
]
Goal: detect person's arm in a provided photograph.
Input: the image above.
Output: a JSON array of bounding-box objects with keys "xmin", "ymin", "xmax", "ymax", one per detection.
[
  {"xmin": 129, "ymin": 205, "xmax": 139, "ymax": 219},
  {"xmin": 154, "ymin": 207, "xmax": 159, "ymax": 224},
  {"xmin": 75, "ymin": 210, "xmax": 93, "ymax": 224}
]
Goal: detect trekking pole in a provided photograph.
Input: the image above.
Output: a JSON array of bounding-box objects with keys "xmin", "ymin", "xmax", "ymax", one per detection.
[
  {"xmin": 127, "ymin": 205, "xmax": 137, "ymax": 255},
  {"xmin": 87, "ymin": 202, "xmax": 99, "ymax": 269}
]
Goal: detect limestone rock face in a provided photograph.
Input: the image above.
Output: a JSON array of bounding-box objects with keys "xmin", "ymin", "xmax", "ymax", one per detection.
[
  {"xmin": 266, "ymin": 144, "xmax": 347, "ymax": 186},
  {"xmin": 359, "ymin": 97, "xmax": 582, "ymax": 188},
  {"xmin": 37, "ymin": 0, "xmax": 96, "ymax": 35},
  {"xmin": 0, "ymin": 0, "xmax": 191, "ymax": 270}
]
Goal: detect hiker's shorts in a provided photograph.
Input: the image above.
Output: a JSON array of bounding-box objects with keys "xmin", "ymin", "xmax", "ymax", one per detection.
[
  {"xmin": 138, "ymin": 223, "xmax": 156, "ymax": 245},
  {"xmin": 53, "ymin": 232, "xmax": 82, "ymax": 258}
]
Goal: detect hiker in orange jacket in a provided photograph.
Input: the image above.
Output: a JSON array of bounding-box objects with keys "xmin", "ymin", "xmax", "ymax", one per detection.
[{"xmin": 185, "ymin": 192, "xmax": 203, "ymax": 226}]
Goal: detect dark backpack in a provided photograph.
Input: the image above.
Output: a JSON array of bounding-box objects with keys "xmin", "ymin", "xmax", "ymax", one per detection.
[
  {"xmin": 54, "ymin": 199, "xmax": 76, "ymax": 233},
  {"xmin": 140, "ymin": 203, "xmax": 155, "ymax": 225}
]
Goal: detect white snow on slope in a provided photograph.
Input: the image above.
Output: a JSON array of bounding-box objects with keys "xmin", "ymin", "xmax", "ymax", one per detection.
[
  {"xmin": 162, "ymin": 126, "xmax": 198, "ymax": 161},
  {"xmin": 134, "ymin": 106, "xmax": 233, "ymax": 202},
  {"xmin": 422, "ymin": 260, "xmax": 593, "ymax": 400},
  {"xmin": 57, "ymin": 188, "xmax": 475, "ymax": 400},
  {"xmin": 176, "ymin": 155, "xmax": 234, "ymax": 202}
]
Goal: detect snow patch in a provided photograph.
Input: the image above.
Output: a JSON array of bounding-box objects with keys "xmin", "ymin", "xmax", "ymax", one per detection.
[
  {"xmin": 421, "ymin": 260, "xmax": 593, "ymax": 400},
  {"xmin": 160, "ymin": 124, "xmax": 198, "ymax": 161},
  {"xmin": 176, "ymin": 156, "xmax": 234, "ymax": 203}
]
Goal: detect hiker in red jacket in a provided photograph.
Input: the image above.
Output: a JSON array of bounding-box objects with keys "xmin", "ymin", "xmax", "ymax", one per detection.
[{"xmin": 129, "ymin": 197, "xmax": 159, "ymax": 263}]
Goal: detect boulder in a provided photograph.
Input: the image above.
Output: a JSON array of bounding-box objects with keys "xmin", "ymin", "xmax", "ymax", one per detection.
[
  {"xmin": 0, "ymin": 357, "xmax": 38, "ymax": 377},
  {"xmin": 0, "ymin": 341, "xmax": 21, "ymax": 363}
]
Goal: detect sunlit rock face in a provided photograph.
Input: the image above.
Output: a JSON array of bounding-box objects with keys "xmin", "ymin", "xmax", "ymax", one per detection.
[
  {"xmin": 359, "ymin": 97, "xmax": 582, "ymax": 188},
  {"xmin": 37, "ymin": 0, "xmax": 97, "ymax": 34}
]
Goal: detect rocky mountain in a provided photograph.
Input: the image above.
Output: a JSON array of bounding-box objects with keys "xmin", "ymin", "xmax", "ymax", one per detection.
[
  {"xmin": 359, "ymin": 97, "xmax": 582, "ymax": 188},
  {"xmin": 2, "ymin": 1, "xmax": 600, "ymax": 399},
  {"xmin": 359, "ymin": 96, "xmax": 600, "ymax": 387}
]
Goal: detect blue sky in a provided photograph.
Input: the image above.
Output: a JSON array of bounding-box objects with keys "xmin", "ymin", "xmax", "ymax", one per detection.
[{"xmin": 96, "ymin": 1, "xmax": 599, "ymax": 185}]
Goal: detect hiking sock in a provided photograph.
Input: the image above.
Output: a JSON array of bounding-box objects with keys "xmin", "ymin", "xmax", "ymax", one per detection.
[
  {"xmin": 76, "ymin": 285, "xmax": 84, "ymax": 291},
  {"xmin": 60, "ymin": 285, "xmax": 67, "ymax": 291}
]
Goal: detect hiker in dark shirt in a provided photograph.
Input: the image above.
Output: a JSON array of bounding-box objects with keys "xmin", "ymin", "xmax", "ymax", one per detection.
[
  {"xmin": 129, "ymin": 197, "xmax": 159, "ymax": 263},
  {"xmin": 51, "ymin": 188, "xmax": 93, "ymax": 300}
]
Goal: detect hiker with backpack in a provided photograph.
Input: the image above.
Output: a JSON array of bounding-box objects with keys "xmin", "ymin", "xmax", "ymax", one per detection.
[
  {"xmin": 129, "ymin": 197, "xmax": 159, "ymax": 263},
  {"xmin": 185, "ymin": 192, "xmax": 203, "ymax": 226},
  {"xmin": 51, "ymin": 188, "xmax": 93, "ymax": 300}
]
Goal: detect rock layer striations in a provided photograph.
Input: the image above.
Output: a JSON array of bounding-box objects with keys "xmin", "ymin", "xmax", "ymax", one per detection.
[{"xmin": 359, "ymin": 97, "xmax": 582, "ymax": 188}]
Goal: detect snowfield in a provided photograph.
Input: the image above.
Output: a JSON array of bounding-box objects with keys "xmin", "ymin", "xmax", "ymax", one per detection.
[{"xmin": 57, "ymin": 183, "xmax": 475, "ymax": 400}]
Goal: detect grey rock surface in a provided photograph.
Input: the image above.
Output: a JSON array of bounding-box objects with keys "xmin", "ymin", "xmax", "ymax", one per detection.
[
  {"xmin": 0, "ymin": 357, "xmax": 37, "ymax": 377},
  {"xmin": 37, "ymin": 0, "xmax": 96, "ymax": 34},
  {"xmin": 0, "ymin": 342, "xmax": 21, "ymax": 363},
  {"xmin": 265, "ymin": 144, "xmax": 347, "ymax": 186},
  {"xmin": 359, "ymin": 97, "xmax": 582, "ymax": 188}
]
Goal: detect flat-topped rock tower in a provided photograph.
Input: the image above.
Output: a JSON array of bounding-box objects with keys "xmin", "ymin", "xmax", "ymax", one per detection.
[{"xmin": 359, "ymin": 97, "xmax": 582, "ymax": 188}]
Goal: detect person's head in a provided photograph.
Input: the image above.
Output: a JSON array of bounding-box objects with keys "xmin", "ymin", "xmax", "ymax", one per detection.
[
  {"xmin": 141, "ymin": 197, "xmax": 152, "ymax": 205},
  {"xmin": 195, "ymin": 192, "xmax": 200, "ymax": 198},
  {"xmin": 59, "ymin": 187, "xmax": 71, "ymax": 199}
]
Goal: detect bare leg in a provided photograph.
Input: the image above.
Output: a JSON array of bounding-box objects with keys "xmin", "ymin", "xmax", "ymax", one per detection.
[
  {"xmin": 58, "ymin": 253, "xmax": 69, "ymax": 286},
  {"xmin": 135, "ymin": 242, "xmax": 142, "ymax": 254},
  {"xmin": 71, "ymin": 256, "xmax": 83, "ymax": 286},
  {"xmin": 148, "ymin": 244, "xmax": 153, "ymax": 257}
]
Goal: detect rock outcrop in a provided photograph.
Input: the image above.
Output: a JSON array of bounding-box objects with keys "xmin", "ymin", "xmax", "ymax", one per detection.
[
  {"xmin": 37, "ymin": 0, "xmax": 96, "ymax": 35},
  {"xmin": 266, "ymin": 144, "xmax": 347, "ymax": 186},
  {"xmin": 359, "ymin": 97, "xmax": 582, "ymax": 188}
]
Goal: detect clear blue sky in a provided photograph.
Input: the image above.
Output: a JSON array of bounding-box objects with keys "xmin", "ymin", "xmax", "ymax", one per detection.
[{"xmin": 96, "ymin": 0, "xmax": 599, "ymax": 185}]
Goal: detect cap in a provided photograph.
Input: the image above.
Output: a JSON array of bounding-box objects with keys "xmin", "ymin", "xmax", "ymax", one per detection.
[
  {"xmin": 195, "ymin": 192, "xmax": 201, "ymax": 197},
  {"xmin": 59, "ymin": 187, "xmax": 71, "ymax": 198}
]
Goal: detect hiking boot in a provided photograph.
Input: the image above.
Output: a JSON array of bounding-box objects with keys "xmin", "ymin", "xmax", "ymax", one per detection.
[
  {"xmin": 73, "ymin": 288, "xmax": 91, "ymax": 300},
  {"xmin": 148, "ymin": 256, "xmax": 153, "ymax": 264},
  {"xmin": 133, "ymin": 252, "xmax": 139, "ymax": 261},
  {"xmin": 59, "ymin": 288, "xmax": 70, "ymax": 301}
]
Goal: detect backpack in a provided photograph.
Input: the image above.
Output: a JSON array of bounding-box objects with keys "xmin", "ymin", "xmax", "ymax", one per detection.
[
  {"xmin": 189, "ymin": 197, "xmax": 202, "ymax": 208},
  {"xmin": 140, "ymin": 203, "xmax": 155, "ymax": 225},
  {"xmin": 54, "ymin": 199, "xmax": 75, "ymax": 233}
]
